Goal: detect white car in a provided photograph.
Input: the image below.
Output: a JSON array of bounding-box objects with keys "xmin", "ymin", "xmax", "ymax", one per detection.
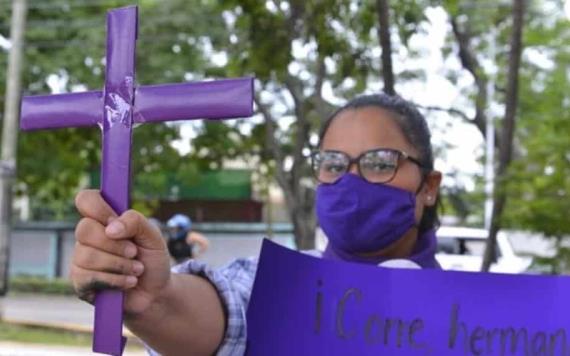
[{"xmin": 436, "ymin": 226, "xmax": 533, "ymax": 274}]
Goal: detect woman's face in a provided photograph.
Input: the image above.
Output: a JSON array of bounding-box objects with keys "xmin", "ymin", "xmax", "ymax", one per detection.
[{"xmin": 320, "ymin": 106, "xmax": 442, "ymax": 257}]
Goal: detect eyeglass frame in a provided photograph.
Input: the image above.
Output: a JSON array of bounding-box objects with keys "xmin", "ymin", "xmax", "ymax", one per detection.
[{"xmin": 310, "ymin": 148, "xmax": 427, "ymax": 185}]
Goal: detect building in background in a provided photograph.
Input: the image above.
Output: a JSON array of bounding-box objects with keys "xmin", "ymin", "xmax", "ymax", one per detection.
[
  {"xmin": 87, "ymin": 168, "xmax": 263, "ymax": 223},
  {"xmin": 153, "ymin": 169, "xmax": 262, "ymax": 222}
]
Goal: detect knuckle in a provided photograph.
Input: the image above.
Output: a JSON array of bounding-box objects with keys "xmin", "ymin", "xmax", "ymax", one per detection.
[
  {"xmin": 74, "ymin": 247, "xmax": 97, "ymax": 269},
  {"xmin": 123, "ymin": 209, "xmax": 142, "ymax": 223},
  {"xmin": 123, "ymin": 209, "xmax": 144, "ymax": 234},
  {"xmin": 110, "ymin": 240, "xmax": 127, "ymax": 256},
  {"xmin": 117, "ymin": 275, "xmax": 130, "ymax": 288},
  {"xmin": 112, "ymin": 258, "xmax": 126, "ymax": 274},
  {"xmin": 74, "ymin": 190, "xmax": 96, "ymax": 210},
  {"xmin": 106, "ymin": 274, "xmax": 122, "ymax": 288},
  {"xmin": 75, "ymin": 218, "xmax": 95, "ymax": 242},
  {"xmin": 74, "ymin": 190, "xmax": 86, "ymax": 209}
]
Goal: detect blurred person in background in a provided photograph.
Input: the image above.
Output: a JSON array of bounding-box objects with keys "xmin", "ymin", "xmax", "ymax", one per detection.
[{"xmin": 166, "ymin": 214, "xmax": 209, "ymax": 263}]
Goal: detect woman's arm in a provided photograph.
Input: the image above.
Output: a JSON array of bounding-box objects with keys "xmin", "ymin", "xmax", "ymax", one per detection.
[{"xmin": 125, "ymin": 273, "xmax": 225, "ymax": 356}]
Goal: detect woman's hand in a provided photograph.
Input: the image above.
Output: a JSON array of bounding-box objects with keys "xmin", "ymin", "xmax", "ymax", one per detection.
[{"xmin": 70, "ymin": 190, "xmax": 172, "ymax": 317}]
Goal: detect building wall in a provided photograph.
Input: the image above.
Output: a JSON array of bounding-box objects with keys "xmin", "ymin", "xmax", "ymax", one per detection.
[{"xmin": 154, "ymin": 199, "xmax": 263, "ymax": 223}]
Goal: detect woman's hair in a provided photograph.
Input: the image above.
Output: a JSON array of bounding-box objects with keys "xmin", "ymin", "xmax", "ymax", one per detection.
[{"xmin": 318, "ymin": 93, "xmax": 440, "ymax": 232}]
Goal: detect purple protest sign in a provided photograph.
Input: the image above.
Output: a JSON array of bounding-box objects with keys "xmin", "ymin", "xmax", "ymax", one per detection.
[
  {"xmin": 247, "ymin": 239, "xmax": 570, "ymax": 355},
  {"xmin": 20, "ymin": 6, "xmax": 253, "ymax": 356}
]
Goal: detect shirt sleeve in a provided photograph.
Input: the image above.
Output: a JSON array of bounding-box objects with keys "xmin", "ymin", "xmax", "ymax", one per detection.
[{"xmin": 146, "ymin": 257, "xmax": 259, "ymax": 356}]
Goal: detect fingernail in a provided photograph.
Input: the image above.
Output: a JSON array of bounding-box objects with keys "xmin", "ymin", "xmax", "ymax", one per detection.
[
  {"xmin": 126, "ymin": 276, "xmax": 137, "ymax": 288},
  {"xmin": 106, "ymin": 221, "xmax": 125, "ymax": 236},
  {"xmin": 124, "ymin": 245, "xmax": 137, "ymax": 258},
  {"xmin": 133, "ymin": 261, "xmax": 144, "ymax": 276}
]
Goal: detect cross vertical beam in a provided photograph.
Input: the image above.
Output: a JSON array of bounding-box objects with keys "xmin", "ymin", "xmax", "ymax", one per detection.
[{"xmin": 94, "ymin": 7, "xmax": 137, "ymax": 355}]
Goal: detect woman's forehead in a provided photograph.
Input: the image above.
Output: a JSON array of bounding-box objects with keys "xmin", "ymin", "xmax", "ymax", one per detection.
[{"xmin": 321, "ymin": 107, "xmax": 418, "ymax": 156}]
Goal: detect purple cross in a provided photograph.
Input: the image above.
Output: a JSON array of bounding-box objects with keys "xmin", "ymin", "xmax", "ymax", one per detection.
[{"xmin": 20, "ymin": 6, "xmax": 253, "ymax": 356}]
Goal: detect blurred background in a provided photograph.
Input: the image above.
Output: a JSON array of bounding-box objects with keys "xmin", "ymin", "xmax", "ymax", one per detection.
[{"xmin": 0, "ymin": 0, "xmax": 569, "ymax": 353}]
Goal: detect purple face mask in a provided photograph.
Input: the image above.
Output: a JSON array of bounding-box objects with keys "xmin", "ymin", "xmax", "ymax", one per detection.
[
  {"xmin": 316, "ymin": 174, "xmax": 417, "ymax": 253},
  {"xmin": 316, "ymin": 173, "xmax": 428, "ymax": 260}
]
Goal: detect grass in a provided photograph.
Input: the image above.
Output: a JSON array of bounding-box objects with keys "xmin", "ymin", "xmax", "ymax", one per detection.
[
  {"xmin": 9, "ymin": 275, "xmax": 74, "ymax": 295},
  {"xmin": 0, "ymin": 321, "xmax": 145, "ymax": 351},
  {"xmin": 0, "ymin": 321, "xmax": 92, "ymax": 346}
]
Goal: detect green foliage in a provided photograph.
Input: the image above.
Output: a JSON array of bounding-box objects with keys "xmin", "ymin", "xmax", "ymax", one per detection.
[
  {"xmin": 0, "ymin": 321, "xmax": 92, "ymax": 346},
  {"xmin": 191, "ymin": 121, "xmax": 246, "ymax": 170},
  {"xmin": 528, "ymin": 247, "xmax": 570, "ymax": 275},
  {"xmin": 392, "ymin": 0, "xmax": 429, "ymax": 45},
  {"xmin": 9, "ymin": 274, "xmax": 74, "ymax": 295},
  {"xmin": 502, "ymin": 14, "xmax": 570, "ymax": 238},
  {"xmin": 440, "ymin": 182, "xmax": 485, "ymax": 226}
]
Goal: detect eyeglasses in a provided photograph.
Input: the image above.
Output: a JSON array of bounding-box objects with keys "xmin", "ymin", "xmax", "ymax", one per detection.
[{"xmin": 311, "ymin": 148, "xmax": 425, "ymax": 184}]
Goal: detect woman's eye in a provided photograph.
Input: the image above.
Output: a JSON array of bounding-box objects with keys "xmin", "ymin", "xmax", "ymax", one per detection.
[
  {"xmin": 323, "ymin": 163, "xmax": 345, "ymax": 173},
  {"xmin": 364, "ymin": 161, "xmax": 395, "ymax": 172}
]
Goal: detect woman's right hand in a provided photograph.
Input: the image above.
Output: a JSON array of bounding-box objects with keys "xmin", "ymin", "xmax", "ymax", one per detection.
[{"xmin": 70, "ymin": 190, "xmax": 172, "ymax": 317}]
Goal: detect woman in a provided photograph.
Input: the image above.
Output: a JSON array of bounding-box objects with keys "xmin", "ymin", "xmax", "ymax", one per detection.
[{"xmin": 70, "ymin": 93, "xmax": 442, "ymax": 355}]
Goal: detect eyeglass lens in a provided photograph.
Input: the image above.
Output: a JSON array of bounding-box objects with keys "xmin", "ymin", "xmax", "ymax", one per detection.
[{"xmin": 315, "ymin": 150, "xmax": 400, "ymax": 183}]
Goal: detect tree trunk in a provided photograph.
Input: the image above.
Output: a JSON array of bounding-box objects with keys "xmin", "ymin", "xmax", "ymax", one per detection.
[
  {"xmin": 0, "ymin": 0, "xmax": 28, "ymax": 301},
  {"xmin": 289, "ymin": 194, "xmax": 316, "ymax": 251},
  {"xmin": 481, "ymin": 0, "xmax": 525, "ymax": 272},
  {"xmin": 376, "ymin": 0, "xmax": 396, "ymax": 96},
  {"xmin": 255, "ymin": 93, "xmax": 316, "ymax": 250}
]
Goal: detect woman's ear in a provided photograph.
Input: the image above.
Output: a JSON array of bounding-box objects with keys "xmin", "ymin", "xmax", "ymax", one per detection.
[{"xmin": 422, "ymin": 171, "xmax": 442, "ymax": 207}]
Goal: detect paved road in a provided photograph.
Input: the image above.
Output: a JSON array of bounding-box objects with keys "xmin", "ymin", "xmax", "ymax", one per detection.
[
  {"xmin": 3, "ymin": 294, "xmax": 92, "ymax": 329},
  {"xmin": 2, "ymin": 295, "xmax": 146, "ymax": 355}
]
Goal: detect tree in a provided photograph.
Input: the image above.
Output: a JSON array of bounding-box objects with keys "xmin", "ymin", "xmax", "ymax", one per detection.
[{"xmin": 481, "ymin": 0, "xmax": 525, "ymax": 271}]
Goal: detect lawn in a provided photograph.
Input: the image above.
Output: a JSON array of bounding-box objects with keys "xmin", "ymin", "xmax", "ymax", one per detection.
[
  {"xmin": 0, "ymin": 321, "xmax": 145, "ymax": 351},
  {"xmin": 0, "ymin": 321, "xmax": 92, "ymax": 346}
]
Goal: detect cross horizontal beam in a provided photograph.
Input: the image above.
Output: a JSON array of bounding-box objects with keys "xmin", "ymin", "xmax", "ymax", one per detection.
[{"xmin": 21, "ymin": 77, "xmax": 254, "ymax": 131}]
